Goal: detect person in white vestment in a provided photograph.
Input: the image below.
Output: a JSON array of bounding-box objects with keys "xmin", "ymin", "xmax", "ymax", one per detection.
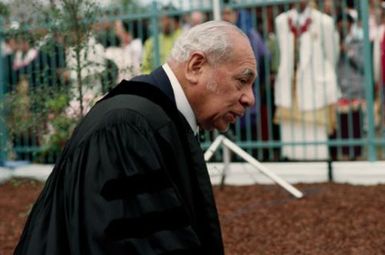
[{"xmin": 274, "ymin": 0, "xmax": 340, "ymax": 160}]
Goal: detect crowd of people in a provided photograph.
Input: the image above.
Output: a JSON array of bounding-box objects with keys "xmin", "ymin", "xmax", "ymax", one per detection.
[{"xmin": 2, "ymin": 0, "xmax": 385, "ymax": 161}]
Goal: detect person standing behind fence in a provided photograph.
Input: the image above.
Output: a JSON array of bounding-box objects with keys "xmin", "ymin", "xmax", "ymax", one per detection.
[
  {"xmin": 14, "ymin": 20, "xmax": 257, "ymax": 255},
  {"xmin": 374, "ymin": 8, "xmax": 385, "ymax": 136},
  {"xmin": 223, "ymin": 6, "xmax": 270, "ymax": 156},
  {"xmin": 105, "ymin": 20, "xmax": 143, "ymax": 83},
  {"xmin": 64, "ymin": 33, "xmax": 106, "ymax": 118},
  {"xmin": 141, "ymin": 6, "xmax": 182, "ymax": 74},
  {"xmin": 333, "ymin": 12, "xmax": 365, "ymax": 160},
  {"xmin": 274, "ymin": 0, "xmax": 340, "ymax": 160}
]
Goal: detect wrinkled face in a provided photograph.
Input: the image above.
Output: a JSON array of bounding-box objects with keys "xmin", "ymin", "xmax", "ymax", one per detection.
[{"xmin": 194, "ymin": 35, "xmax": 257, "ymax": 132}]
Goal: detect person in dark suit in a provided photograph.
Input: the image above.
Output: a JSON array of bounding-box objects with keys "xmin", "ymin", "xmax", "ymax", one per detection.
[{"xmin": 14, "ymin": 20, "xmax": 257, "ymax": 255}]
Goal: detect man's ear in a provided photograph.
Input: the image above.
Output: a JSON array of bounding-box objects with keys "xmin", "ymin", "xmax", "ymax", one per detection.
[{"xmin": 185, "ymin": 51, "xmax": 207, "ymax": 84}]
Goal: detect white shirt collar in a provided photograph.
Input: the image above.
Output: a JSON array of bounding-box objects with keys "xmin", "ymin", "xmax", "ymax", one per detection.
[{"xmin": 162, "ymin": 63, "xmax": 199, "ymax": 135}]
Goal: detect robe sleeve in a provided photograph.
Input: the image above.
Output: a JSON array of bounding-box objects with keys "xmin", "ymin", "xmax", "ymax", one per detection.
[{"xmin": 62, "ymin": 114, "xmax": 201, "ymax": 254}]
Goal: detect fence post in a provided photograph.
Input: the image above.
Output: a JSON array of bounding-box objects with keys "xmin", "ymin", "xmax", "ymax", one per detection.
[
  {"xmin": 212, "ymin": 0, "xmax": 222, "ymax": 21},
  {"xmin": 151, "ymin": 0, "xmax": 160, "ymax": 69},
  {"xmin": 0, "ymin": 17, "xmax": 7, "ymax": 166},
  {"xmin": 360, "ymin": 0, "xmax": 376, "ymax": 161}
]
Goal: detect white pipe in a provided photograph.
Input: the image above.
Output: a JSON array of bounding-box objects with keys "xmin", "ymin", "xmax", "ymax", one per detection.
[
  {"xmin": 212, "ymin": 0, "xmax": 221, "ymax": 21},
  {"xmin": 223, "ymin": 145, "xmax": 231, "ymax": 170},
  {"xmin": 220, "ymin": 144, "xmax": 231, "ymax": 186},
  {"xmin": 222, "ymin": 137, "xmax": 304, "ymax": 198},
  {"xmin": 204, "ymin": 135, "xmax": 224, "ymax": 161}
]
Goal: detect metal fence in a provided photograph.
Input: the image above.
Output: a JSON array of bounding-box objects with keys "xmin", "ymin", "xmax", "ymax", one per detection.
[{"xmin": 0, "ymin": 0, "xmax": 384, "ymax": 164}]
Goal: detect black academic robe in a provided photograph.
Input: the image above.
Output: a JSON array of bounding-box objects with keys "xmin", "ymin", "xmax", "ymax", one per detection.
[{"xmin": 14, "ymin": 67, "xmax": 224, "ymax": 255}]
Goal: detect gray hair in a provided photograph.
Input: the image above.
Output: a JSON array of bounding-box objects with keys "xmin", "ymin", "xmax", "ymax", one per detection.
[{"xmin": 169, "ymin": 20, "xmax": 247, "ymax": 64}]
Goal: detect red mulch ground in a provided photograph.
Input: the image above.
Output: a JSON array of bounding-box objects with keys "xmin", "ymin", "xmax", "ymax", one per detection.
[
  {"xmin": 0, "ymin": 179, "xmax": 44, "ymax": 255},
  {"xmin": 1, "ymin": 179, "xmax": 385, "ymax": 255}
]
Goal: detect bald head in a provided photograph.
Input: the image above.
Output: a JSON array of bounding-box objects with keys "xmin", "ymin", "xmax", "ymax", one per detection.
[{"xmin": 169, "ymin": 20, "xmax": 249, "ymax": 65}]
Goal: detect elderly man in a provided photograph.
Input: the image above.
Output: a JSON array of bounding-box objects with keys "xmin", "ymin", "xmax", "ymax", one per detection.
[{"xmin": 15, "ymin": 21, "xmax": 256, "ymax": 255}]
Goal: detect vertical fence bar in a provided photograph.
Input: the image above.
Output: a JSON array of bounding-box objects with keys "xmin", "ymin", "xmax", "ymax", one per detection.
[
  {"xmin": 212, "ymin": 0, "xmax": 222, "ymax": 21},
  {"xmin": 360, "ymin": 0, "xmax": 376, "ymax": 161},
  {"xmin": 0, "ymin": 17, "xmax": 7, "ymax": 166},
  {"xmin": 151, "ymin": 0, "xmax": 160, "ymax": 69},
  {"xmin": 261, "ymin": 5, "xmax": 274, "ymax": 160}
]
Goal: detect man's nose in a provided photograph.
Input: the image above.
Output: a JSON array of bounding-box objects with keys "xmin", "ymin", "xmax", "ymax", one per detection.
[{"xmin": 240, "ymin": 86, "xmax": 255, "ymax": 108}]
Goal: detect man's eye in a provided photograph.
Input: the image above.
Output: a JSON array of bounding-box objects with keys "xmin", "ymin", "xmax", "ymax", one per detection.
[{"xmin": 239, "ymin": 79, "xmax": 247, "ymax": 85}]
